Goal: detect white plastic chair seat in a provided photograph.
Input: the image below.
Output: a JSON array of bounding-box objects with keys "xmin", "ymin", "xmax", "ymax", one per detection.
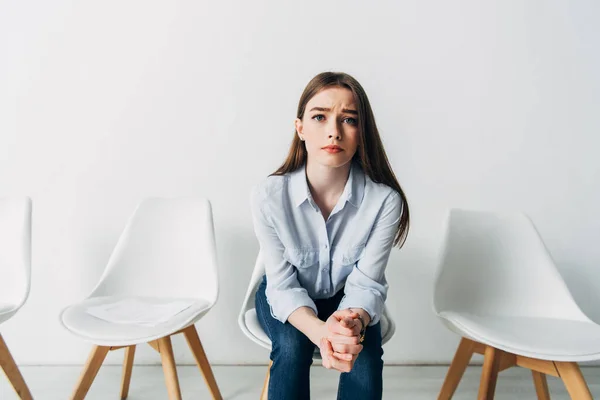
[
  {"xmin": 440, "ymin": 311, "xmax": 600, "ymax": 362},
  {"xmin": 243, "ymin": 307, "xmax": 392, "ymax": 355},
  {"xmin": 60, "ymin": 296, "xmax": 211, "ymax": 347}
]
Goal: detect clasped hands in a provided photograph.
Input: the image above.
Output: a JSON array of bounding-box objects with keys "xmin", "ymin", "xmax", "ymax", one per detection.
[{"xmin": 317, "ymin": 309, "xmax": 364, "ymax": 373}]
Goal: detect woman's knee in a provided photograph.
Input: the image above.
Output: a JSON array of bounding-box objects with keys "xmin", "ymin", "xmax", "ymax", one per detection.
[
  {"xmin": 354, "ymin": 324, "xmax": 384, "ymax": 369},
  {"xmin": 354, "ymin": 345, "xmax": 384, "ymax": 371}
]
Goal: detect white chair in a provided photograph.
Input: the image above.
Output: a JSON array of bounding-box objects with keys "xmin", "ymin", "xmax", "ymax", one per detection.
[
  {"xmin": 60, "ymin": 198, "xmax": 222, "ymax": 400},
  {"xmin": 0, "ymin": 197, "xmax": 33, "ymax": 400},
  {"xmin": 434, "ymin": 209, "xmax": 600, "ymax": 399},
  {"xmin": 238, "ymin": 250, "xmax": 397, "ymax": 400}
]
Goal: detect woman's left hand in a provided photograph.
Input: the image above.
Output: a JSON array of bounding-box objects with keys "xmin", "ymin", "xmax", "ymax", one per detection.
[
  {"xmin": 320, "ymin": 338, "xmax": 360, "ymax": 372},
  {"xmin": 325, "ymin": 309, "xmax": 361, "ymax": 337},
  {"xmin": 325, "ymin": 310, "xmax": 364, "ymax": 359}
]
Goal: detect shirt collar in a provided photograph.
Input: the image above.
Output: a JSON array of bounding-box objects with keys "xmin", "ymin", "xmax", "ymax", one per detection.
[{"xmin": 289, "ymin": 161, "xmax": 365, "ymax": 209}]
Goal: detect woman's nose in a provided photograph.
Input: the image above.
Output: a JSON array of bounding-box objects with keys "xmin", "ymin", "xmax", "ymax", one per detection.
[{"xmin": 328, "ymin": 122, "xmax": 342, "ymax": 140}]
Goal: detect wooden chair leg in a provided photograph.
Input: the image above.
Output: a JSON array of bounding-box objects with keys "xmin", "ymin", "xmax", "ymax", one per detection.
[
  {"xmin": 120, "ymin": 345, "xmax": 136, "ymax": 400},
  {"xmin": 478, "ymin": 345, "xmax": 502, "ymax": 400},
  {"xmin": 0, "ymin": 334, "xmax": 33, "ymax": 400},
  {"xmin": 148, "ymin": 340, "xmax": 160, "ymax": 353},
  {"xmin": 555, "ymin": 361, "xmax": 592, "ymax": 400},
  {"xmin": 158, "ymin": 336, "xmax": 182, "ymax": 400},
  {"xmin": 261, "ymin": 360, "xmax": 272, "ymax": 400},
  {"xmin": 438, "ymin": 337, "xmax": 475, "ymax": 399},
  {"xmin": 532, "ymin": 370, "xmax": 551, "ymax": 400},
  {"xmin": 183, "ymin": 325, "xmax": 223, "ymax": 400},
  {"xmin": 70, "ymin": 345, "xmax": 110, "ymax": 400}
]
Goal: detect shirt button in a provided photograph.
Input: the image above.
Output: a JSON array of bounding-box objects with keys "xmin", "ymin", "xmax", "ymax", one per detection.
[
  {"xmin": 324, "ymin": 244, "xmax": 328, "ymax": 249},
  {"xmin": 323, "ymin": 289, "xmax": 329, "ymax": 294},
  {"xmin": 322, "ymin": 268, "xmax": 328, "ymax": 272}
]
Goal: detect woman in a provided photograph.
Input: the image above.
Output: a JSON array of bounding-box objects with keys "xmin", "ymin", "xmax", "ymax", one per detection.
[{"xmin": 250, "ymin": 71, "xmax": 410, "ymax": 399}]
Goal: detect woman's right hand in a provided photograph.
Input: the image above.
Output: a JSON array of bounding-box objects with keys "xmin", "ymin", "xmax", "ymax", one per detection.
[
  {"xmin": 326, "ymin": 310, "xmax": 364, "ymax": 356},
  {"xmin": 292, "ymin": 308, "xmax": 362, "ymax": 372},
  {"xmin": 319, "ymin": 310, "xmax": 364, "ymax": 372},
  {"xmin": 320, "ymin": 337, "xmax": 355, "ymax": 372}
]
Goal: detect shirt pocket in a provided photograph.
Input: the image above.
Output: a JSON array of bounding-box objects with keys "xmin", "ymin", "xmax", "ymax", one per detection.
[
  {"xmin": 283, "ymin": 248, "xmax": 319, "ymax": 269},
  {"xmin": 333, "ymin": 243, "xmax": 366, "ymax": 269}
]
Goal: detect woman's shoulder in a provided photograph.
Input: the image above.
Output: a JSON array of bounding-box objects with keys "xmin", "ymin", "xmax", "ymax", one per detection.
[
  {"xmin": 250, "ymin": 173, "xmax": 290, "ymax": 205},
  {"xmin": 363, "ymin": 174, "xmax": 402, "ymax": 203},
  {"xmin": 361, "ymin": 177, "xmax": 403, "ymax": 221}
]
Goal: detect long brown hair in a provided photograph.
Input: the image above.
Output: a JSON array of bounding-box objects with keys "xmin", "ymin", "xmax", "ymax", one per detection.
[{"xmin": 271, "ymin": 72, "xmax": 410, "ymax": 248}]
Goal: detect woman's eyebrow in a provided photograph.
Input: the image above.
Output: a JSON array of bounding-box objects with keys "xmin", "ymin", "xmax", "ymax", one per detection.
[{"xmin": 309, "ymin": 107, "xmax": 358, "ymax": 115}]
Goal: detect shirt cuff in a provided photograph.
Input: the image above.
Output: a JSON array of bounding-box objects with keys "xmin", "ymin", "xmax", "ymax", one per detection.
[
  {"xmin": 337, "ymin": 289, "xmax": 385, "ymax": 326},
  {"xmin": 266, "ymin": 287, "xmax": 318, "ymax": 324}
]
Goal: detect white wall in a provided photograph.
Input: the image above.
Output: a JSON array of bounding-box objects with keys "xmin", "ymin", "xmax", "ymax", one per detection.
[{"xmin": 1, "ymin": 0, "xmax": 599, "ymax": 366}]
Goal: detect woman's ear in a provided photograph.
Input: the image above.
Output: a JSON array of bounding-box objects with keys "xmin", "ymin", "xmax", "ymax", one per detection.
[{"xmin": 294, "ymin": 118, "xmax": 304, "ymax": 141}]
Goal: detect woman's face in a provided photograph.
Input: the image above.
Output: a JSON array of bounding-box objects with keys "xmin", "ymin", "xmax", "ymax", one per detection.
[{"xmin": 295, "ymin": 87, "xmax": 360, "ymax": 169}]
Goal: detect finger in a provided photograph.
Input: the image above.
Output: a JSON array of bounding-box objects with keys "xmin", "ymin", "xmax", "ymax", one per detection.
[
  {"xmin": 327, "ymin": 322, "xmax": 356, "ymax": 337},
  {"xmin": 340, "ymin": 317, "xmax": 358, "ymax": 330},
  {"xmin": 329, "ymin": 356, "xmax": 352, "ymax": 373},
  {"xmin": 320, "ymin": 338, "xmax": 333, "ymax": 369},
  {"xmin": 340, "ymin": 318, "xmax": 361, "ymax": 335},
  {"xmin": 331, "ymin": 343, "xmax": 364, "ymax": 355},
  {"xmin": 327, "ymin": 334, "xmax": 361, "ymax": 345},
  {"xmin": 325, "ymin": 339, "xmax": 338, "ymax": 369},
  {"xmin": 332, "ymin": 310, "xmax": 359, "ymax": 320},
  {"xmin": 332, "ymin": 352, "xmax": 353, "ymax": 361},
  {"xmin": 322, "ymin": 338, "xmax": 334, "ymax": 356}
]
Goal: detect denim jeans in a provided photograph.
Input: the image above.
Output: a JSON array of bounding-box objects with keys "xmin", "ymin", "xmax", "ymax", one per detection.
[{"xmin": 255, "ymin": 276, "xmax": 383, "ymax": 400}]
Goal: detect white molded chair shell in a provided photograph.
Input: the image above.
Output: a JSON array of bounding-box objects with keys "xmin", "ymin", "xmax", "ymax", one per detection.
[
  {"xmin": 433, "ymin": 208, "xmax": 600, "ymax": 362},
  {"xmin": 60, "ymin": 197, "xmax": 219, "ymax": 346},
  {"xmin": 239, "ymin": 250, "xmax": 396, "ymax": 354},
  {"xmin": 0, "ymin": 198, "xmax": 32, "ymax": 325}
]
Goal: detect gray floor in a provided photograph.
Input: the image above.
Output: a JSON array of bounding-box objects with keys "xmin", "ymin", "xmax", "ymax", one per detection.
[{"xmin": 1, "ymin": 365, "xmax": 598, "ymax": 399}]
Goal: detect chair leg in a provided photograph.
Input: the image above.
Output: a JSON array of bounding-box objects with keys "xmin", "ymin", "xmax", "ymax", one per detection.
[
  {"xmin": 437, "ymin": 337, "xmax": 475, "ymax": 399},
  {"xmin": 183, "ymin": 325, "xmax": 223, "ymax": 400},
  {"xmin": 0, "ymin": 334, "xmax": 33, "ymax": 400},
  {"xmin": 120, "ymin": 345, "xmax": 136, "ymax": 400},
  {"xmin": 478, "ymin": 345, "xmax": 501, "ymax": 400},
  {"xmin": 70, "ymin": 345, "xmax": 110, "ymax": 400},
  {"xmin": 532, "ymin": 370, "xmax": 551, "ymax": 400},
  {"xmin": 554, "ymin": 361, "xmax": 592, "ymax": 400},
  {"xmin": 158, "ymin": 336, "xmax": 182, "ymax": 400},
  {"xmin": 261, "ymin": 360, "xmax": 272, "ymax": 400},
  {"xmin": 148, "ymin": 340, "xmax": 160, "ymax": 353}
]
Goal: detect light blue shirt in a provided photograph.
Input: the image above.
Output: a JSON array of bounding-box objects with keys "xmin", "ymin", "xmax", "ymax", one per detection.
[{"xmin": 250, "ymin": 160, "xmax": 403, "ymax": 326}]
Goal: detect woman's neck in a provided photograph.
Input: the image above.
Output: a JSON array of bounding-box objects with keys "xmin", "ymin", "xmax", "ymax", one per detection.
[{"xmin": 305, "ymin": 160, "xmax": 351, "ymax": 215}]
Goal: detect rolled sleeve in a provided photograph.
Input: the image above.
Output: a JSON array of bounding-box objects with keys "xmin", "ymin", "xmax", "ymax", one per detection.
[
  {"xmin": 337, "ymin": 191, "xmax": 403, "ymax": 326},
  {"xmin": 250, "ymin": 185, "xmax": 317, "ymax": 323}
]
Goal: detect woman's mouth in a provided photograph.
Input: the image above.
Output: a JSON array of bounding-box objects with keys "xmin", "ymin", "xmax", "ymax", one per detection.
[{"xmin": 323, "ymin": 146, "xmax": 343, "ymax": 154}]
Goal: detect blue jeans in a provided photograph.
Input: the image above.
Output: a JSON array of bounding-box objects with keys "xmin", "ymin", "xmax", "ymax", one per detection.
[{"xmin": 255, "ymin": 276, "xmax": 383, "ymax": 400}]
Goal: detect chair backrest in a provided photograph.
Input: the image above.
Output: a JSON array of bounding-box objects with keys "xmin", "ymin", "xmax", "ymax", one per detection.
[
  {"xmin": 89, "ymin": 197, "xmax": 218, "ymax": 304},
  {"xmin": 239, "ymin": 250, "xmax": 265, "ymax": 320},
  {"xmin": 0, "ymin": 198, "xmax": 32, "ymax": 308},
  {"xmin": 433, "ymin": 209, "xmax": 589, "ymax": 321}
]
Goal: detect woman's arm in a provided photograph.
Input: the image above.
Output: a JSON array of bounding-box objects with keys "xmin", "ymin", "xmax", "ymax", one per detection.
[
  {"xmin": 287, "ymin": 307, "xmax": 326, "ymax": 345},
  {"xmin": 250, "ymin": 185, "xmax": 322, "ymax": 337},
  {"xmin": 337, "ymin": 190, "xmax": 403, "ymax": 326}
]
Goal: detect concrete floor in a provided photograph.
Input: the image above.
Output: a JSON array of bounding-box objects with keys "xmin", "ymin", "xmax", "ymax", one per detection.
[{"xmin": 1, "ymin": 365, "xmax": 599, "ymax": 399}]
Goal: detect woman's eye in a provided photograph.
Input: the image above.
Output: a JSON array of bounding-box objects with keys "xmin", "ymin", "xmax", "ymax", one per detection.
[
  {"xmin": 344, "ymin": 117, "xmax": 357, "ymax": 125},
  {"xmin": 312, "ymin": 114, "xmax": 325, "ymax": 122}
]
